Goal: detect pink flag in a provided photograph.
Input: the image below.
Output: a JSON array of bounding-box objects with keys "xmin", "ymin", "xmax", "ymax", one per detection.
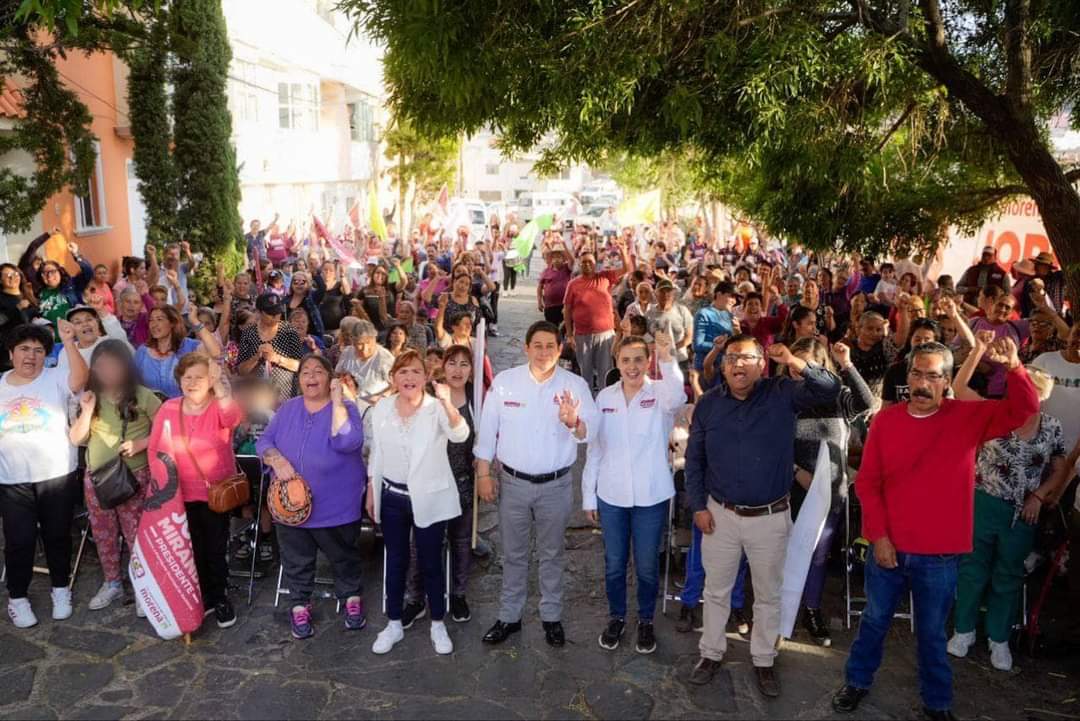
[
  {"xmin": 437, "ymin": 183, "xmax": 449, "ymax": 215},
  {"xmin": 348, "ymin": 200, "xmax": 361, "ymax": 230},
  {"xmin": 313, "ymin": 214, "xmax": 359, "ymax": 265},
  {"xmin": 129, "ymin": 420, "xmax": 204, "ymax": 639}
]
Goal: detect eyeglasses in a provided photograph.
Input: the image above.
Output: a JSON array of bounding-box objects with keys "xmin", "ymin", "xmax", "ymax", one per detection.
[
  {"xmin": 1029, "ymin": 318, "xmax": 1052, "ymax": 327},
  {"xmin": 1, "ymin": 272, "xmax": 19, "ymax": 281},
  {"xmin": 43, "ymin": 269, "xmax": 60, "ymax": 277},
  {"xmin": 908, "ymin": 370, "xmax": 947, "ymax": 383},
  {"xmin": 723, "ymin": 353, "xmax": 761, "ymax": 365}
]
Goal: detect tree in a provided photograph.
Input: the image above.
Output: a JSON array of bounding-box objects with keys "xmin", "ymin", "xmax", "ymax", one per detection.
[
  {"xmin": 0, "ymin": 28, "xmax": 96, "ymax": 234},
  {"xmin": 340, "ymin": 0, "xmax": 1080, "ymax": 305},
  {"xmin": 126, "ymin": 8, "xmax": 176, "ymax": 247},
  {"xmin": 382, "ymin": 117, "xmax": 459, "ymax": 234},
  {"xmin": 170, "ymin": 0, "xmax": 241, "ymax": 256}
]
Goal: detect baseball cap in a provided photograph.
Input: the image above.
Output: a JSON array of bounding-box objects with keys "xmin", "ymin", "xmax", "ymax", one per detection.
[
  {"xmin": 66, "ymin": 304, "xmax": 99, "ymax": 321},
  {"xmin": 255, "ymin": 292, "xmax": 284, "ymax": 316},
  {"xmin": 981, "ymin": 245, "xmax": 995, "ymax": 256},
  {"xmin": 656, "ymin": 279, "xmax": 675, "ymax": 292}
]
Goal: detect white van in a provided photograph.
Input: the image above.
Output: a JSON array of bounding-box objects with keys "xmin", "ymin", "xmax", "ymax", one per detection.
[
  {"xmin": 447, "ymin": 198, "xmax": 489, "ymax": 246},
  {"xmin": 522, "ymin": 191, "xmax": 580, "ymax": 222}
]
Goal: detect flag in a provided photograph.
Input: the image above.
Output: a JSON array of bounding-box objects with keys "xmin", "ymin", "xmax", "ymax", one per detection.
[
  {"xmin": 512, "ymin": 213, "xmax": 554, "ymax": 271},
  {"xmin": 314, "ymin": 213, "xmax": 359, "ymax": 266},
  {"xmin": 437, "ymin": 183, "xmax": 449, "ymax": 215},
  {"xmin": 779, "ymin": 441, "xmax": 832, "ymax": 638},
  {"xmin": 130, "ymin": 420, "xmax": 204, "ymax": 640},
  {"xmin": 368, "ymin": 182, "xmax": 387, "ymax": 243},
  {"xmin": 347, "ymin": 199, "xmax": 361, "ymax": 229},
  {"xmin": 616, "ymin": 189, "xmax": 662, "ymax": 226},
  {"xmin": 387, "ymin": 257, "xmax": 414, "ymax": 284}
]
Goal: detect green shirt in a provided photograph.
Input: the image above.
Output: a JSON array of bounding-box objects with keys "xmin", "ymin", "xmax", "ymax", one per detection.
[{"xmin": 87, "ymin": 386, "xmax": 162, "ymax": 473}]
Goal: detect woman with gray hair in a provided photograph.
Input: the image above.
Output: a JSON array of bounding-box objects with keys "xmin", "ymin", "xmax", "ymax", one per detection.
[{"xmin": 335, "ymin": 319, "xmax": 394, "ymax": 403}]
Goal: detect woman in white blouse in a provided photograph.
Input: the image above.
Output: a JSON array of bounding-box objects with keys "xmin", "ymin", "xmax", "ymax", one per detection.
[
  {"xmin": 366, "ymin": 349, "xmax": 469, "ymax": 656},
  {"xmin": 582, "ymin": 329, "xmax": 685, "ymax": 655}
]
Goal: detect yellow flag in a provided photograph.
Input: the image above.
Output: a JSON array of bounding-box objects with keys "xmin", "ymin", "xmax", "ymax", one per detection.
[
  {"xmin": 616, "ymin": 189, "xmax": 661, "ymax": 226},
  {"xmin": 368, "ymin": 182, "xmax": 387, "ymax": 242}
]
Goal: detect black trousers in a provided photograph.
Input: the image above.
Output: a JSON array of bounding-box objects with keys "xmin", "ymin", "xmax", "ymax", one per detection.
[
  {"xmin": 0, "ymin": 473, "xmax": 78, "ymax": 598},
  {"xmin": 503, "ymin": 263, "xmax": 518, "ymax": 291},
  {"xmin": 185, "ymin": 502, "xmax": 230, "ymax": 606},
  {"xmin": 544, "ymin": 305, "xmax": 565, "ymax": 327},
  {"xmin": 488, "ymin": 282, "xmax": 500, "ymax": 325},
  {"xmin": 276, "ymin": 520, "xmax": 364, "ymax": 604}
]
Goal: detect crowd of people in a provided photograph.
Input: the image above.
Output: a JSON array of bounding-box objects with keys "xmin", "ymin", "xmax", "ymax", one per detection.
[{"xmin": 2, "ymin": 212, "xmax": 1079, "ymax": 721}]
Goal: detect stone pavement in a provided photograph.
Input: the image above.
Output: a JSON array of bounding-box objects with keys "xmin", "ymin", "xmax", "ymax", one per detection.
[{"xmin": 2, "ymin": 261, "xmax": 1079, "ymax": 720}]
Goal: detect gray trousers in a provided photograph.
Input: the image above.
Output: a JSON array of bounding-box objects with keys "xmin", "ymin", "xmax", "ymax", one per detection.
[
  {"xmin": 497, "ymin": 468, "xmax": 573, "ymax": 623},
  {"xmin": 575, "ymin": 330, "xmax": 615, "ymax": 391}
]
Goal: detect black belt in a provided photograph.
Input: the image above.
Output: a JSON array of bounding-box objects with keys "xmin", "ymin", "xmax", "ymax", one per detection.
[
  {"xmin": 712, "ymin": 494, "xmax": 790, "ymax": 518},
  {"xmin": 501, "ymin": 464, "xmax": 572, "ymax": 484}
]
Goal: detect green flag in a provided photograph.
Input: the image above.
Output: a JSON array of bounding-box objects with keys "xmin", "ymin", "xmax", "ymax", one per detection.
[
  {"xmin": 513, "ymin": 213, "xmax": 554, "ymax": 271},
  {"xmin": 388, "ymin": 257, "xmax": 414, "ymax": 285}
]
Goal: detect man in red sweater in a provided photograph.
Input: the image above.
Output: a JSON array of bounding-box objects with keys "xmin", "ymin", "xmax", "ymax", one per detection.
[
  {"xmin": 833, "ymin": 337, "xmax": 1038, "ymax": 721},
  {"xmin": 563, "ymin": 239, "xmax": 635, "ymax": 391}
]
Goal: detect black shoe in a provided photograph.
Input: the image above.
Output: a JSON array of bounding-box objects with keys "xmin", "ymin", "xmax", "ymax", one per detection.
[
  {"xmin": 675, "ymin": 605, "xmax": 694, "ymax": 634},
  {"xmin": 832, "ymin": 685, "xmax": 869, "ymax": 714},
  {"xmin": 802, "ymin": 608, "xmax": 831, "ymax": 647},
  {"xmin": 755, "ymin": 666, "xmax": 780, "ymax": 698},
  {"xmin": 691, "ymin": 605, "xmax": 704, "ymax": 632},
  {"xmin": 401, "ymin": 601, "xmax": 426, "ymax": 630},
  {"xmin": 215, "ymin": 598, "xmax": 237, "ymax": 629},
  {"xmin": 482, "ymin": 619, "xmax": 521, "ymax": 645},
  {"xmin": 688, "ymin": 657, "xmax": 722, "ymax": 686},
  {"xmin": 636, "ymin": 622, "xmax": 656, "ymax": 655},
  {"xmin": 257, "ymin": 539, "xmax": 274, "ymax": 563},
  {"xmin": 234, "ymin": 542, "xmax": 253, "ymax": 561},
  {"xmin": 599, "ymin": 618, "xmax": 625, "ymax": 650},
  {"xmin": 450, "ymin": 595, "xmax": 471, "ymax": 623},
  {"xmin": 729, "ymin": 607, "xmax": 750, "ymax": 635},
  {"xmin": 542, "ymin": 621, "xmax": 566, "ymax": 647},
  {"xmin": 923, "ymin": 709, "xmax": 958, "ymax": 721}
]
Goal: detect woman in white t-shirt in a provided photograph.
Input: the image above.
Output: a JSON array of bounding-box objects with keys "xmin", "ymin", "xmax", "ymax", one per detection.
[{"xmin": 0, "ymin": 321, "xmax": 88, "ymax": 629}]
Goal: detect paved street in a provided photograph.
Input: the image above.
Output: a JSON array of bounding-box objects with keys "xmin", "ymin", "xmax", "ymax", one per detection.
[{"xmin": 1, "ymin": 264, "xmax": 1078, "ymax": 721}]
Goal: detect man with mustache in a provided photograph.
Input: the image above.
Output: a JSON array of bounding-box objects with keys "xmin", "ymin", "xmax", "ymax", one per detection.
[{"xmin": 833, "ymin": 337, "xmax": 1039, "ymax": 721}]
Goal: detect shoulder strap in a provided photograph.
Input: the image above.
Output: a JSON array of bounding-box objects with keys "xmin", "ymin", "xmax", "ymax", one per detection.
[{"xmin": 177, "ymin": 405, "xmax": 209, "ymax": 486}]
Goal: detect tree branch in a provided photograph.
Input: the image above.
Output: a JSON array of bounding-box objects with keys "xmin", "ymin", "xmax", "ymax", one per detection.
[{"xmin": 874, "ymin": 101, "xmax": 917, "ymax": 153}]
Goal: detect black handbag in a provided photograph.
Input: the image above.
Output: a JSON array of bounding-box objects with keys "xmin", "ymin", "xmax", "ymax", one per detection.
[{"xmin": 90, "ymin": 416, "xmax": 140, "ymax": 510}]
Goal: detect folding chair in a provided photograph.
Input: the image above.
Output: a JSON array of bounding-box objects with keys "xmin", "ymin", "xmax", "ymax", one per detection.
[
  {"xmin": 274, "ymin": 562, "xmax": 341, "ymax": 613},
  {"xmin": 661, "ymin": 496, "xmax": 689, "ymax": 614},
  {"xmin": 844, "ymin": 490, "xmax": 915, "ymax": 632},
  {"xmin": 231, "ymin": 454, "xmax": 268, "ymax": 607}
]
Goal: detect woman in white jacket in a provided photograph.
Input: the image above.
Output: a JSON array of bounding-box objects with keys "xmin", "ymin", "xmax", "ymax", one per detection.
[{"xmin": 366, "ymin": 348, "xmax": 469, "ymax": 655}]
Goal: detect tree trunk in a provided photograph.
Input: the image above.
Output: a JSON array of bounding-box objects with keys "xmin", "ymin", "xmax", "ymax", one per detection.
[{"xmin": 398, "ymin": 151, "xmax": 407, "ymax": 236}]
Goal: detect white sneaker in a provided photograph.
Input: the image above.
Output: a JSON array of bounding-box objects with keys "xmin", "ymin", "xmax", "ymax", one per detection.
[
  {"xmin": 88, "ymin": 581, "xmax": 124, "ymax": 611},
  {"xmin": 51, "ymin": 587, "xmax": 73, "ymax": 621},
  {"xmin": 946, "ymin": 631, "xmax": 975, "ymax": 658},
  {"xmin": 7, "ymin": 598, "xmax": 38, "ymax": 629},
  {"xmin": 431, "ymin": 620, "xmax": 453, "ymax": 655},
  {"xmin": 372, "ymin": 622, "xmax": 404, "ymax": 655},
  {"xmin": 989, "ymin": 640, "xmax": 1013, "ymax": 671}
]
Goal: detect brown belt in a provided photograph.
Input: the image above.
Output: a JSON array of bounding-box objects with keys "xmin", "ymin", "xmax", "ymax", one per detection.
[{"xmin": 716, "ymin": 495, "xmax": 790, "ymax": 518}]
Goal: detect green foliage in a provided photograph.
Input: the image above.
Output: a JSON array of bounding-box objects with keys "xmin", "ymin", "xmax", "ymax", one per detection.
[
  {"xmin": 338, "ymin": 0, "xmax": 1080, "ymax": 262},
  {"xmin": 126, "ymin": 9, "xmax": 176, "ymax": 247},
  {"xmin": 383, "ymin": 117, "xmax": 459, "ymax": 206},
  {"xmin": 170, "ymin": 0, "xmax": 242, "ymax": 256},
  {"xmin": 0, "ymin": 30, "xmax": 96, "ymax": 234}
]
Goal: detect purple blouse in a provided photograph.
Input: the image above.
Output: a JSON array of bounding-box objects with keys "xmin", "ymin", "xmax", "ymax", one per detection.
[{"xmin": 256, "ymin": 396, "xmax": 366, "ymax": 528}]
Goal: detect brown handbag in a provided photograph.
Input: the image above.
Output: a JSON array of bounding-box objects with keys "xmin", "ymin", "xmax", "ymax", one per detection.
[{"xmin": 178, "ymin": 406, "xmax": 250, "ymax": 514}]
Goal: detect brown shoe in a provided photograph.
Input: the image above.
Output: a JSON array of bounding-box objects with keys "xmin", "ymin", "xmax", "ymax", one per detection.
[
  {"xmin": 755, "ymin": 666, "xmax": 781, "ymax": 698},
  {"xmin": 688, "ymin": 657, "xmax": 722, "ymax": 685}
]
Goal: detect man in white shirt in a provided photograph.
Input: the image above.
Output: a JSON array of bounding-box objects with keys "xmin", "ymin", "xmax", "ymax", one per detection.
[
  {"xmin": 475, "ymin": 320, "xmax": 599, "ymax": 647},
  {"xmin": 582, "ymin": 330, "xmax": 685, "ymax": 654}
]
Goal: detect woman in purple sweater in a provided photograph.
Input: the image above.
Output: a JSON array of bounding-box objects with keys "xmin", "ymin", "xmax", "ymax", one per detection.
[{"xmin": 257, "ymin": 354, "xmax": 366, "ymax": 640}]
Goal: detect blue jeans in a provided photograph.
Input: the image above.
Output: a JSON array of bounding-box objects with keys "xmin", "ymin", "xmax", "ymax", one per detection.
[
  {"xmin": 598, "ymin": 498, "xmax": 667, "ymax": 621},
  {"xmin": 381, "ymin": 486, "xmax": 447, "ymax": 622},
  {"xmin": 845, "ymin": 551, "xmax": 959, "ymax": 711},
  {"xmin": 682, "ymin": 524, "xmax": 748, "ymax": 609}
]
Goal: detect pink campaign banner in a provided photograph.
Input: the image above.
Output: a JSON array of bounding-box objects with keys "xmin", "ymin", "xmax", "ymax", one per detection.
[
  {"xmin": 931, "ymin": 197, "xmax": 1059, "ymax": 280},
  {"xmin": 129, "ymin": 420, "xmax": 204, "ymax": 640}
]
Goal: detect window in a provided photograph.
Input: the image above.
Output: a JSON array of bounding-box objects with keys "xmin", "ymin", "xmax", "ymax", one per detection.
[
  {"xmin": 485, "ymin": 163, "xmax": 500, "ymax": 176},
  {"xmin": 348, "ymin": 100, "xmax": 375, "ymax": 142},
  {"xmin": 75, "ymin": 141, "xmax": 107, "ymax": 233},
  {"xmin": 278, "ymin": 82, "xmax": 319, "ymax": 131},
  {"xmin": 230, "ymin": 60, "xmax": 259, "ymax": 123}
]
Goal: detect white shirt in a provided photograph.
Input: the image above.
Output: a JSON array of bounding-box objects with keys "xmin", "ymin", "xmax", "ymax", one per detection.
[
  {"xmin": 582, "ymin": 360, "xmax": 685, "ymax": 510},
  {"xmin": 0, "ymin": 368, "xmax": 77, "ymax": 484},
  {"xmin": 474, "ymin": 364, "xmax": 598, "ymax": 474},
  {"xmin": 1031, "ymin": 350, "xmax": 1080, "ymax": 452},
  {"xmin": 335, "ymin": 346, "xmax": 394, "ymax": 399}
]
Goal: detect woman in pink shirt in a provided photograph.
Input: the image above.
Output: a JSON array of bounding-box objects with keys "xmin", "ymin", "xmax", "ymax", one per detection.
[{"xmin": 146, "ymin": 351, "xmax": 242, "ymax": 628}]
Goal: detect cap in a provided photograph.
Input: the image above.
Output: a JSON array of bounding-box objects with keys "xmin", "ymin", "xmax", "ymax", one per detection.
[
  {"xmin": 66, "ymin": 304, "xmax": 99, "ymax": 321},
  {"xmin": 255, "ymin": 292, "xmax": 284, "ymax": 316},
  {"xmin": 655, "ymin": 279, "xmax": 675, "ymax": 291},
  {"xmin": 1033, "ymin": 251, "xmax": 1055, "ymax": 266},
  {"xmin": 981, "ymin": 245, "xmax": 995, "ymax": 256},
  {"xmin": 353, "ymin": 319, "xmax": 377, "ymax": 338}
]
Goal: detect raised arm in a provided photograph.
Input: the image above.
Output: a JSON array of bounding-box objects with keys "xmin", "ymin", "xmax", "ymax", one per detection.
[{"xmin": 952, "ymin": 330, "xmax": 991, "ymax": 401}]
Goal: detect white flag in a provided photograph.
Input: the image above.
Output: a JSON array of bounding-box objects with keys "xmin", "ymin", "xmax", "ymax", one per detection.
[{"xmin": 780, "ymin": 440, "xmax": 833, "ymax": 638}]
